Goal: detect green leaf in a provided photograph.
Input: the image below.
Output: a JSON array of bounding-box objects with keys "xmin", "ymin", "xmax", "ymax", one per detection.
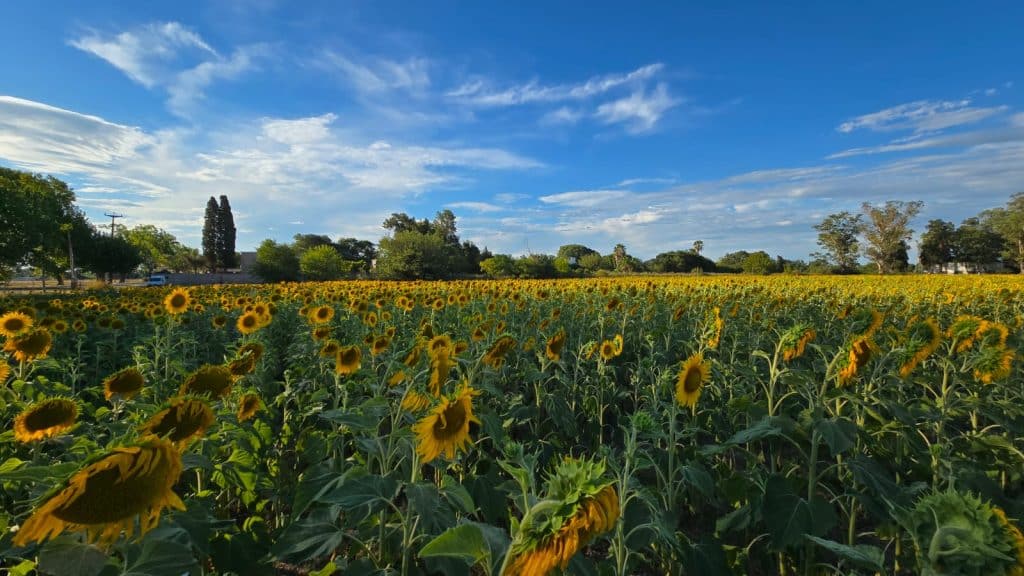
[
  {"xmin": 121, "ymin": 538, "xmax": 199, "ymax": 576},
  {"xmin": 7, "ymin": 560, "xmax": 35, "ymax": 576},
  {"xmin": 37, "ymin": 536, "xmax": 108, "ymax": 576},
  {"xmin": 419, "ymin": 524, "xmax": 488, "ymax": 566},
  {"xmin": 442, "ymin": 477, "xmax": 476, "ymax": 514},
  {"xmin": 319, "ymin": 473, "xmax": 398, "ymax": 510},
  {"xmin": 762, "ymin": 476, "xmax": 809, "ymax": 549},
  {"xmin": 318, "ymin": 409, "xmax": 378, "ymax": 432},
  {"xmin": 815, "ymin": 417, "xmax": 857, "ymax": 455},
  {"xmin": 210, "ymin": 533, "xmax": 273, "ymax": 576},
  {"xmin": 703, "ymin": 416, "xmax": 793, "ymax": 455},
  {"xmin": 0, "ymin": 457, "xmax": 25, "ymax": 474},
  {"xmin": 804, "ymin": 536, "xmax": 884, "ymax": 571},
  {"xmin": 715, "ymin": 505, "xmax": 751, "ymax": 535},
  {"xmin": 309, "ymin": 562, "xmax": 337, "ymax": 576},
  {"xmin": 407, "ymin": 482, "xmax": 451, "ymax": 533},
  {"xmin": 0, "ymin": 462, "xmax": 78, "ymax": 483}
]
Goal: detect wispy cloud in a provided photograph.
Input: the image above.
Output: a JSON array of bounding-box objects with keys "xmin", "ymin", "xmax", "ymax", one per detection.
[
  {"xmin": 447, "ymin": 63, "xmax": 663, "ymax": 107},
  {"xmin": 445, "ymin": 201, "xmax": 503, "ymax": 213},
  {"xmin": 70, "ymin": 22, "xmax": 265, "ymax": 117},
  {"xmin": 539, "ymin": 189, "xmax": 630, "ymax": 208},
  {"xmin": 318, "ymin": 51, "xmax": 431, "ymax": 94},
  {"xmin": 837, "ymin": 98, "xmax": 1007, "ymax": 134},
  {"xmin": 594, "ymin": 83, "xmax": 679, "ymax": 133}
]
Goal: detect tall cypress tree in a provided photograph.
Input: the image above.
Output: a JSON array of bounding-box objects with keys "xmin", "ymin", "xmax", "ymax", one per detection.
[
  {"xmin": 202, "ymin": 196, "xmax": 219, "ymax": 271},
  {"xmin": 218, "ymin": 195, "xmax": 236, "ymax": 270}
]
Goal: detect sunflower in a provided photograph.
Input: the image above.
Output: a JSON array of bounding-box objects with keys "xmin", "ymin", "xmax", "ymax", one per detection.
[
  {"xmin": 178, "ymin": 364, "xmax": 234, "ymax": 398},
  {"xmin": 102, "ymin": 367, "xmax": 145, "ymax": 401},
  {"xmin": 0, "ymin": 359, "xmax": 10, "ymax": 383},
  {"xmin": 13, "ymin": 398, "xmax": 78, "ymax": 442},
  {"xmin": 228, "ymin": 354, "xmax": 256, "ymax": 377},
  {"xmin": 401, "ymin": 389, "xmax": 433, "ymax": 413},
  {"xmin": 4, "ymin": 328, "xmax": 53, "ymax": 363},
  {"xmin": 782, "ymin": 326, "xmax": 816, "ymax": 362},
  {"xmin": 545, "ymin": 330, "xmax": 567, "ymax": 362},
  {"xmin": 482, "ymin": 336, "xmax": 517, "ymax": 369},
  {"xmin": 237, "ymin": 393, "xmax": 262, "ymax": 422},
  {"xmin": 12, "ymin": 438, "xmax": 185, "ymax": 547},
  {"xmin": 898, "ymin": 317, "xmax": 942, "ymax": 378},
  {"xmin": 388, "ymin": 370, "xmax": 407, "ymax": 387},
  {"xmin": 312, "ymin": 325, "xmax": 332, "ymax": 341},
  {"xmin": 0, "ymin": 311, "xmax": 33, "ymax": 338},
  {"xmin": 320, "ymin": 339, "xmax": 342, "ymax": 358},
  {"xmin": 236, "ymin": 311, "xmax": 261, "ymax": 335},
  {"xmin": 838, "ymin": 337, "xmax": 874, "ymax": 386},
  {"xmin": 211, "ymin": 315, "xmax": 228, "ymax": 329},
  {"xmin": 675, "ymin": 353, "xmax": 710, "ymax": 409},
  {"xmin": 163, "ymin": 288, "xmax": 191, "ymax": 315},
  {"xmin": 309, "ymin": 305, "xmax": 334, "ymax": 325},
  {"xmin": 335, "ymin": 345, "xmax": 362, "ymax": 376},
  {"xmin": 504, "ymin": 458, "xmax": 619, "ymax": 576},
  {"xmin": 140, "ymin": 397, "xmax": 214, "ymax": 447},
  {"xmin": 412, "ymin": 385, "xmax": 480, "ymax": 463},
  {"xmin": 371, "ymin": 335, "xmax": 391, "ymax": 356},
  {"xmin": 237, "ymin": 342, "xmax": 264, "ymax": 363},
  {"xmin": 428, "ymin": 350, "xmax": 453, "ymax": 396},
  {"xmin": 612, "ymin": 334, "xmax": 623, "ymax": 356}
]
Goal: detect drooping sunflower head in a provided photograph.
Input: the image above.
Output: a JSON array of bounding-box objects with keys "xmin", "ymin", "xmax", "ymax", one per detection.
[
  {"xmin": 411, "ymin": 384, "xmax": 480, "ymax": 463},
  {"xmin": 838, "ymin": 336, "xmax": 875, "ymax": 386},
  {"xmin": 178, "ymin": 364, "xmax": 234, "ymax": 398},
  {"xmin": 319, "ymin": 339, "xmax": 342, "ymax": 358},
  {"xmin": 387, "ymin": 370, "xmax": 407, "ymax": 387},
  {"xmin": 4, "ymin": 328, "xmax": 53, "ymax": 363},
  {"xmin": 335, "ymin": 345, "xmax": 362, "ymax": 376},
  {"xmin": 140, "ymin": 397, "xmax": 214, "ymax": 447},
  {"xmin": 612, "ymin": 334, "xmax": 624, "ymax": 356},
  {"xmin": 102, "ymin": 367, "xmax": 145, "ymax": 401},
  {"xmin": 675, "ymin": 353, "xmax": 710, "ymax": 409},
  {"xmin": 0, "ymin": 359, "xmax": 10, "ymax": 384},
  {"xmin": 897, "ymin": 317, "xmax": 943, "ymax": 378},
  {"xmin": 12, "ymin": 437, "xmax": 185, "ymax": 547},
  {"xmin": 482, "ymin": 335, "xmax": 516, "ymax": 369},
  {"xmin": 506, "ymin": 457, "xmax": 619, "ymax": 576},
  {"xmin": 163, "ymin": 288, "xmax": 191, "ymax": 315},
  {"xmin": 14, "ymin": 398, "xmax": 78, "ymax": 442},
  {"xmin": 237, "ymin": 393, "xmax": 262, "ymax": 422},
  {"xmin": 371, "ymin": 335, "xmax": 391, "ymax": 356},
  {"xmin": 211, "ymin": 315, "xmax": 228, "ymax": 329},
  {"xmin": 401, "ymin": 389, "xmax": 433, "ymax": 413},
  {"xmin": 781, "ymin": 324, "xmax": 816, "ymax": 362},
  {"xmin": 545, "ymin": 329, "xmax": 567, "ymax": 362},
  {"xmin": 899, "ymin": 490, "xmax": 1024, "ymax": 576},
  {"xmin": 0, "ymin": 310, "xmax": 33, "ymax": 338}
]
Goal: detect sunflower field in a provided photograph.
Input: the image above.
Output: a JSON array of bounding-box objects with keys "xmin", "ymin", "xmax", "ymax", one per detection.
[{"xmin": 1, "ymin": 275, "xmax": 1023, "ymax": 576}]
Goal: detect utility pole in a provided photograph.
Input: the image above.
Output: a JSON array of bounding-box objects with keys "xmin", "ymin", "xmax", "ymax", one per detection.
[{"xmin": 104, "ymin": 212, "xmax": 123, "ymax": 237}]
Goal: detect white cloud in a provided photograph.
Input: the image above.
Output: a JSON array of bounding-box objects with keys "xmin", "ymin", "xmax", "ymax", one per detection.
[
  {"xmin": 494, "ymin": 192, "xmax": 529, "ymax": 204},
  {"xmin": 70, "ymin": 22, "xmax": 216, "ymax": 88},
  {"xmin": 540, "ymin": 106, "xmax": 584, "ymax": 125},
  {"xmin": 319, "ymin": 51, "xmax": 431, "ymax": 94},
  {"xmin": 448, "ymin": 63, "xmax": 663, "ymax": 107},
  {"xmin": 594, "ymin": 83, "xmax": 679, "ymax": 133},
  {"xmin": 70, "ymin": 22, "xmax": 264, "ymax": 117},
  {"xmin": 828, "ymin": 126, "xmax": 1024, "ymax": 158},
  {"xmin": 837, "ymin": 99, "xmax": 1006, "ymax": 134},
  {"xmin": 445, "ymin": 201, "xmax": 503, "ymax": 212},
  {"xmin": 539, "ymin": 190, "xmax": 630, "ymax": 208}
]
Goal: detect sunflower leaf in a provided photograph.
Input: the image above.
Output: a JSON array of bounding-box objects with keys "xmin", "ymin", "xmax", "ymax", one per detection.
[
  {"xmin": 37, "ymin": 536, "xmax": 108, "ymax": 576},
  {"xmin": 803, "ymin": 536, "xmax": 884, "ymax": 571}
]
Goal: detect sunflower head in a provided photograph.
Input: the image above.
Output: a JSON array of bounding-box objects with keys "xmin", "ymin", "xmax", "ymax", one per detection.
[
  {"xmin": 236, "ymin": 311, "xmax": 261, "ymax": 335},
  {"xmin": 237, "ymin": 393, "xmax": 262, "ymax": 422},
  {"xmin": 140, "ymin": 397, "xmax": 214, "ymax": 447},
  {"xmin": 335, "ymin": 345, "xmax": 362, "ymax": 376},
  {"xmin": 0, "ymin": 311, "xmax": 33, "ymax": 338},
  {"xmin": 4, "ymin": 328, "xmax": 53, "ymax": 362},
  {"xmin": 506, "ymin": 457, "xmax": 619, "ymax": 575},
  {"xmin": 899, "ymin": 491, "xmax": 1024, "ymax": 576},
  {"xmin": 838, "ymin": 336, "xmax": 875, "ymax": 386},
  {"xmin": 411, "ymin": 384, "xmax": 480, "ymax": 463},
  {"xmin": 163, "ymin": 288, "xmax": 191, "ymax": 315},
  {"xmin": 599, "ymin": 340, "xmax": 617, "ymax": 361},
  {"xmin": 14, "ymin": 398, "xmax": 78, "ymax": 442},
  {"xmin": 675, "ymin": 353, "xmax": 710, "ymax": 409},
  {"xmin": 178, "ymin": 364, "xmax": 234, "ymax": 398},
  {"xmin": 309, "ymin": 305, "xmax": 334, "ymax": 325},
  {"xmin": 103, "ymin": 367, "xmax": 145, "ymax": 401},
  {"xmin": 0, "ymin": 359, "xmax": 10, "ymax": 383},
  {"xmin": 545, "ymin": 329, "xmax": 567, "ymax": 362},
  {"xmin": 12, "ymin": 438, "xmax": 185, "ymax": 547},
  {"xmin": 482, "ymin": 335, "xmax": 516, "ymax": 369}
]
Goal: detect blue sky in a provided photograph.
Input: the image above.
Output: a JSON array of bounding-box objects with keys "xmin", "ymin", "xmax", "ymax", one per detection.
[{"xmin": 1, "ymin": 1, "xmax": 1022, "ymax": 260}]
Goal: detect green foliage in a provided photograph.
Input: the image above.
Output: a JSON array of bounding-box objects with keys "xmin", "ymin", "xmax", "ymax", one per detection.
[
  {"xmin": 202, "ymin": 197, "xmax": 219, "ymax": 272},
  {"xmin": 480, "ymin": 254, "xmax": 518, "ymax": 278},
  {"xmin": 813, "ymin": 211, "xmax": 864, "ymax": 273},
  {"xmin": 647, "ymin": 250, "xmax": 716, "ymax": 273},
  {"xmin": 919, "ymin": 219, "xmax": 957, "ymax": 271},
  {"xmin": 252, "ymin": 239, "xmax": 300, "ymax": 282},
  {"xmin": 299, "ymin": 245, "xmax": 351, "ymax": 281},
  {"xmin": 375, "ymin": 230, "xmax": 448, "ymax": 279},
  {"xmin": 982, "ymin": 192, "xmax": 1024, "ymax": 272},
  {"xmin": 955, "ymin": 217, "xmax": 1004, "ymax": 272},
  {"xmin": 741, "ymin": 251, "xmax": 778, "ymax": 274},
  {"xmin": 861, "ymin": 200, "xmax": 923, "ymax": 274},
  {"xmin": 122, "ymin": 225, "xmax": 187, "ymax": 274},
  {"xmin": 218, "ymin": 196, "xmax": 237, "ymax": 269},
  {"xmin": 515, "ymin": 253, "xmax": 558, "ymax": 278}
]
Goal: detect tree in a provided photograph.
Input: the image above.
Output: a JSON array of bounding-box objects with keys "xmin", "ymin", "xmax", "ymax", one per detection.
[
  {"xmin": 0, "ymin": 168, "xmax": 91, "ymax": 282},
  {"xmin": 376, "ymin": 231, "xmax": 448, "ymax": 279},
  {"xmin": 556, "ymin": 244, "xmax": 599, "ymax": 265},
  {"xmin": 918, "ymin": 219, "xmax": 957, "ymax": 272},
  {"xmin": 122, "ymin": 225, "xmax": 184, "ymax": 274},
  {"xmin": 252, "ymin": 239, "xmax": 300, "ymax": 282},
  {"xmin": 218, "ymin": 195, "xmax": 237, "ymax": 269},
  {"xmin": 202, "ymin": 197, "xmax": 219, "ymax": 271},
  {"xmin": 954, "ymin": 217, "xmax": 1004, "ymax": 273},
  {"xmin": 80, "ymin": 232, "xmax": 143, "ymax": 282},
  {"xmin": 292, "ymin": 234, "xmax": 335, "ymax": 256},
  {"xmin": 300, "ymin": 245, "xmax": 351, "ymax": 280},
  {"xmin": 691, "ymin": 240, "xmax": 704, "ymax": 255},
  {"xmin": 861, "ymin": 200, "xmax": 923, "ymax": 274},
  {"xmin": 577, "ymin": 253, "xmax": 607, "ymax": 273},
  {"xmin": 813, "ymin": 212, "xmax": 864, "ymax": 273},
  {"xmin": 383, "ymin": 212, "xmax": 432, "ymax": 234},
  {"xmin": 742, "ymin": 251, "xmax": 778, "ymax": 274},
  {"xmin": 981, "ymin": 193, "xmax": 1024, "ymax": 273},
  {"xmin": 647, "ymin": 251, "xmax": 716, "ymax": 273},
  {"xmin": 336, "ymin": 238, "xmax": 377, "ymax": 272},
  {"xmin": 716, "ymin": 251, "xmax": 751, "ymax": 273},
  {"xmin": 480, "ymin": 254, "xmax": 518, "ymax": 278}
]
